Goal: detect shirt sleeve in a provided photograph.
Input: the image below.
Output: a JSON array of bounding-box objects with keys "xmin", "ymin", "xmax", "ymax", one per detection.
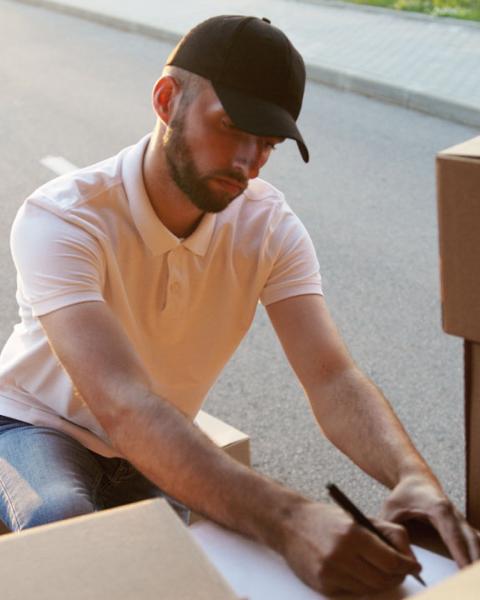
[
  {"xmin": 260, "ymin": 209, "xmax": 323, "ymax": 306},
  {"xmin": 10, "ymin": 201, "xmax": 105, "ymax": 317}
]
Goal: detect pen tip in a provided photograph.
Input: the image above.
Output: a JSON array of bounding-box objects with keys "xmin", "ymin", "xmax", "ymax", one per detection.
[{"xmin": 415, "ymin": 573, "xmax": 427, "ymax": 587}]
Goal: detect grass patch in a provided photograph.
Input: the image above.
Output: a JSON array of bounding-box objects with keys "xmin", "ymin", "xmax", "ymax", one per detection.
[{"xmin": 341, "ymin": 0, "xmax": 480, "ymax": 21}]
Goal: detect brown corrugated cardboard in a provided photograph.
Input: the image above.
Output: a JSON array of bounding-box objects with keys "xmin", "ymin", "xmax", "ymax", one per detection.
[
  {"xmin": 0, "ymin": 498, "xmax": 239, "ymax": 599},
  {"xmin": 436, "ymin": 138, "xmax": 480, "ymax": 528},
  {"xmin": 414, "ymin": 559, "xmax": 480, "ymax": 599},
  {"xmin": 437, "ymin": 136, "xmax": 480, "ymax": 342}
]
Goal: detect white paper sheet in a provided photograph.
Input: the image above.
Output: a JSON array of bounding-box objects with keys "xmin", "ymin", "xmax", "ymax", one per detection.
[{"xmin": 190, "ymin": 521, "xmax": 458, "ymax": 599}]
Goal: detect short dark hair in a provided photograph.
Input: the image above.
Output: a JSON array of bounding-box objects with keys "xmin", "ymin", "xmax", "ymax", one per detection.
[{"xmin": 162, "ymin": 65, "xmax": 208, "ymax": 114}]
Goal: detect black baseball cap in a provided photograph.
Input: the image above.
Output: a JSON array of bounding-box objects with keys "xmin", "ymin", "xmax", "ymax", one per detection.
[{"xmin": 166, "ymin": 15, "xmax": 309, "ymax": 163}]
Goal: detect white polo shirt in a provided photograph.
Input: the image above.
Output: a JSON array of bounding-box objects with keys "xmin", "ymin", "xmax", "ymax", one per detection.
[{"xmin": 0, "ymin": 135, "xmax": 322, "ymax": 457}]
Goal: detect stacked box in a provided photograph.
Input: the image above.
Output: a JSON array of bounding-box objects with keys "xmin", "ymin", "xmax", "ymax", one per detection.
[{"xmin": 437, "ymin": 136, "xmax": 480, "ymax": 529}]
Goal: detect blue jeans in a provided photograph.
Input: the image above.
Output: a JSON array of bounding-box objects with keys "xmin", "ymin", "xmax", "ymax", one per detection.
[{"xmin": 0, "ymin": 415, "xmax": 189, "ymax": 530}]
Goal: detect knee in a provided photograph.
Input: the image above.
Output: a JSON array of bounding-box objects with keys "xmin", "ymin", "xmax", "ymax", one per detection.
[{"xmin": 15, "ymin": 485, "xmax": 95, "ymax": 531}]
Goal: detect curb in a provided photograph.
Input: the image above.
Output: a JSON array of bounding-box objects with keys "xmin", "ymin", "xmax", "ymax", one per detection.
[
  {"xmin": 307, "ymin": 64, "xmax": 480, "ymax": 129},
  {"xmin": 13, "ymin": 0, "xmax": 480, "ymax": 130}
]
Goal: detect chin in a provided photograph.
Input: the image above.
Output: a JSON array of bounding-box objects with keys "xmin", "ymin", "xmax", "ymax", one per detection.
[{"xmin": 193, "ymin": 189, "xmax": 243, "ymax": 214}]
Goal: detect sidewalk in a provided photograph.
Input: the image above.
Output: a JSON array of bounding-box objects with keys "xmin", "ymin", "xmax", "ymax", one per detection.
[{"xmin": 16, "ymin": 0, "xmax": 480, "ymax": 128}]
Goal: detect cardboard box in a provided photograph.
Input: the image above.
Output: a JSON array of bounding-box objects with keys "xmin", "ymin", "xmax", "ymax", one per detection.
[
  {"xmin": 0, "ymin": 498, "xmax": 239, "ymax": 599},
  {"xmin": 437, "ymin": 136, "xmax": 480, "ymax": 342},
  {"xmin": 195, "ymin": 410, "xmax": 251, "ymax": 467},
  {"xmin": 437, "ymin": 139, "xmax": 480, "ymax": 528},
  {"xmin": 414, "ymin": 559, "xmax": 480, "ymax": 599}
]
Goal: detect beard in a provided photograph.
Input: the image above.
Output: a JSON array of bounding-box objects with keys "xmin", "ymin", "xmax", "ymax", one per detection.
[{"xmin": 164, "ymin": 117, "xmax": 247, "ymax": 214}]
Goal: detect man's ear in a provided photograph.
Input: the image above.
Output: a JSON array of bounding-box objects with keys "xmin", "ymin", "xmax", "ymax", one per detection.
[{"xmin": 152, "ymin": 76, "xmax": 181, "ymax": 125}]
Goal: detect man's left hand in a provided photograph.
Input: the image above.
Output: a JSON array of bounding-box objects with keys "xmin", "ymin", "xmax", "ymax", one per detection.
[{"xmin": 381, "ymin": 474, "xmax": 480, "ymax": 567}]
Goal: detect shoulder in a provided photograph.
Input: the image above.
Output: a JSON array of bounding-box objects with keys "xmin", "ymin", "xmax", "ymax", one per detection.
[
  {"xmin": 211, "ymin": 178, "xmax": 313, "ymax": 267},
  {"xmin": 14, "ymin": 143, "xmax": 139, "ymax": 245},
  {"xmin": 28, "ymin": 151, "xmax": 125, "ymax": 217},
  {"xmin": 218, "ymin": 177, "xmax": 297, "ymax": 230}
]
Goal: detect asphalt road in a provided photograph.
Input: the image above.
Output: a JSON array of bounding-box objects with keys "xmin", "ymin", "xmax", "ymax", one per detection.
[{"xmin": 0, "ymin": 0, "xmax": 478, "ymax": 515}]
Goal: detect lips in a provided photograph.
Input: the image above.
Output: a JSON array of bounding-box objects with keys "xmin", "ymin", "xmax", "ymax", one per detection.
[{"xmin": 211, "ymin": 176, "xmax": 246, "ymax": 196}]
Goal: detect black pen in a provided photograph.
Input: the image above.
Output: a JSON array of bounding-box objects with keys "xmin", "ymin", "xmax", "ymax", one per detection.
[{"xmin": 327, "ymin": 483, "xmax": 427, "ymax": 587}]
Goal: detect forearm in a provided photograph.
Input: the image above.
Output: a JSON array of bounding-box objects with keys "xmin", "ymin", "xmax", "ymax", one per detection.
[
  {"xmin": 309, "ymin": 367, "xmax": 438, "ymax": 489},
  {"xmin": 39, "ymin": 302, "xmax": 305, "ymax": 551},
  {"xmin": 105, "ymin": 385, "xmax": 306, "ymax": 552}
]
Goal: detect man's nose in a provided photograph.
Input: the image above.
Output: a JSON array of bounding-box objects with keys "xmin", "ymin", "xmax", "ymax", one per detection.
[{"xmin": 232, "ymin": 137, "xmax": 265, "ymax": 180}]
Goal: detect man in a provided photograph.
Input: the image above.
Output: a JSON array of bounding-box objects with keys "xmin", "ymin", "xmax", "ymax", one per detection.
[{"xmin": 0, "ymin": 14, "xmax": 477, "ymax": 596}]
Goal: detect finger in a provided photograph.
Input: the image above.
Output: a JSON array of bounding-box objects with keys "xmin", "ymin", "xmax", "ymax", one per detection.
[
  {"xmin": 428, "ymin": 504, "xmax": 472, "ymax": 567},
  {"xmin": 322, "ymin": 531, "xmax": 414, "ymax": 593},
  {"xmin": 462, "ymin": 522, "xmax": 480, "ymax": 563},
  {"xmin": 319, "ymin": 563, "xmax": 401, "ymax": 597},
  {"xmin": 470, "ymin": 525, "xmax": 480, "ymax": 560},
  {"xmin": 358, "ymin": 527, "xmax": 421, "ymax": 576},
  {"xmin": 379, "ymin": 521, "xmax": 423, "ymax": 566},
  {"xmin": 354, "ymin": 555, "xmax": 408, "ymax": 591}
]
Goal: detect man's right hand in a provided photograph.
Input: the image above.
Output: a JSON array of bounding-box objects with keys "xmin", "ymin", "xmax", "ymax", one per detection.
[{"xmin": 281, "ymin": 501, "xmax": 422, "ymax": 596}]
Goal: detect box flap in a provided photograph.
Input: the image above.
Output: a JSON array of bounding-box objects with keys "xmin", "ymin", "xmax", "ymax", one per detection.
[
  {"xmin": 0, "ymin": 498, "xmax": 239, "ymax": 599},
  {"xmin": 195, "ymin": 410, "xmax": 249, "ymax": 449},
  {"xmin": 438, "ymin": 136, "xmax": 480, "ymax": 159}
]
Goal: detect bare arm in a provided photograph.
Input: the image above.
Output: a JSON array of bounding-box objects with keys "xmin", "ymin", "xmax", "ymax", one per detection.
[
  {"xmin": 267, "ymin": 293, "xmax": 480, "ymax": 566},
  {"xmin": 39, "ymin": 300, "xmax": 420, "ymax": 596},
  {"xmin": 267, "ymin": 294, "xmax": 429, "ymax": 487},
  {"xmin": 39, "ymin": 301, "xmax": 302, "ymax": 550}
]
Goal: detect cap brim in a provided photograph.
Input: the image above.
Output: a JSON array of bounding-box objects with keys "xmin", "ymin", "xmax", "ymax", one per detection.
[{"xmin": 212, "ymin": 82, "xmax": 309, "ymax": 163}]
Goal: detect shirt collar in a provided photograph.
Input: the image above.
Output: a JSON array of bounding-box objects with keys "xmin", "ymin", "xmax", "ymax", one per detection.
[{"xmin": 121, "ymin": 134, "xmax": 216, "ymax": 257}]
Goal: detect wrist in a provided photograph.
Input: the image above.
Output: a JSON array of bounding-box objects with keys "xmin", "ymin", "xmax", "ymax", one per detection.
[
  {"xmin": 270, "ymin": 495, "xmax": 322, "ymax": 556},
  {"xmin": 395, "ymin": 465, "xmax": 442, "ymax": 491},
  {"xmin": 255, "ymin": 485, "xmax": 311, "ymax": 555}
]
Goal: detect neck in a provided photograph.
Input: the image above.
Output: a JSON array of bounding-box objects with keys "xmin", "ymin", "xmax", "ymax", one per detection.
[{"xmin": 143, "ymin": 126, "xmax": 204, "ymax": 238}]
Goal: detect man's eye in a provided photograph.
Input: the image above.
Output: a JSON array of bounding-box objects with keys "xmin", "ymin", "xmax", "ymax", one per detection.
[{"xmin": 262, "ymin": 140, "xmax": 277, "ymax": 152}]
